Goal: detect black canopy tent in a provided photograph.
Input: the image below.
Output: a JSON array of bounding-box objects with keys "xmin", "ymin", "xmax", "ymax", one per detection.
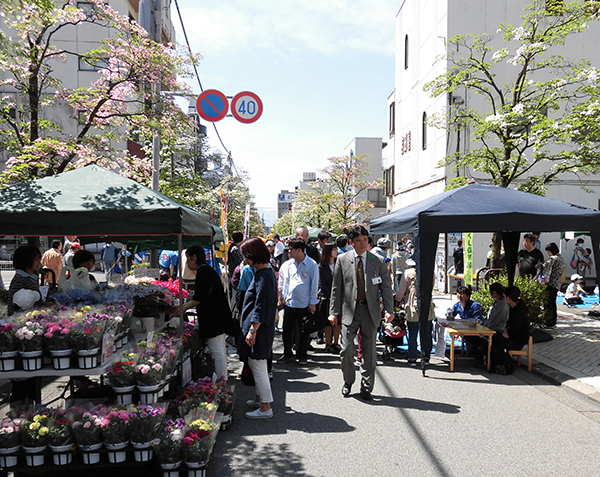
[{"xmin": 370, "ymin": 182, "xmax": 600, "ymax": 337}]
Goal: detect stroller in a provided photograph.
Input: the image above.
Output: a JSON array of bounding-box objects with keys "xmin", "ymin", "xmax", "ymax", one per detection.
[{"xmin": 378, "ymin": 309, "xmax": 408, "ymax": 360}]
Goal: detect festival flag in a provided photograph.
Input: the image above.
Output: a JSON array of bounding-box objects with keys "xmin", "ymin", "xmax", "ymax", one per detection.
[{"xmin": 464, "ymin": 232, "xmax": 473, "ymax": 285}]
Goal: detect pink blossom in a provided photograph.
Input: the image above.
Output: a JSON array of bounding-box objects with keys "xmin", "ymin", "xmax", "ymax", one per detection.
[{"xmin": 83, "ymin": 421, "xmax": 91, "ymax": 429}]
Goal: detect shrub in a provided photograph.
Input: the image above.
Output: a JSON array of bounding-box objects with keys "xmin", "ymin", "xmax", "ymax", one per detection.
[{"xmin": 472, "ymin": 273, "xmax": 546, "ymax": 325}]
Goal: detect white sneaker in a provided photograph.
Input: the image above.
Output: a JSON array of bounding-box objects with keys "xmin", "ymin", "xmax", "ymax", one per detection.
[
  {"xmin": 245, "ymin": 408, "xmax": 273, "ymax": 419},
  {"xmin": 246, "ymin": 399, "xmax": 261, "ymax": 409}
]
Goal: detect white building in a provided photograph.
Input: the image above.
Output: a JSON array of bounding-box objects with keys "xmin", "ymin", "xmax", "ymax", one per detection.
[
  {"xmin": 343, "ymin": 137, "xmax": 387, "ymax": 223},
  {"xmin": 384, "ymin": 0, "xmax": 600, "ymax": 290}
]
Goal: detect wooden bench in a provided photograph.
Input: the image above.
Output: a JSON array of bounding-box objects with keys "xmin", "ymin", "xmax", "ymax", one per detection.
[{"xmin": 509, "ymin": 335, "xmax": 533, "ymax": 372}]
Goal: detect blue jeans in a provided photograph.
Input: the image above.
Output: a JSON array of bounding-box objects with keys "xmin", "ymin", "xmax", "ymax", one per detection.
[{"xmin": 407, "ymin": 320, "xmax": 433, "ymax": 361}]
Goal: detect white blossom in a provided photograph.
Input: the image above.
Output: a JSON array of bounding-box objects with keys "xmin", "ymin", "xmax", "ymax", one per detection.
[
  {"xmin": 492, "ymin": 48, "xmax": 508, "ymax": 61},
  {"xmin": 513, "ymin": 103, "xmax": 525, "ymax": 114}
]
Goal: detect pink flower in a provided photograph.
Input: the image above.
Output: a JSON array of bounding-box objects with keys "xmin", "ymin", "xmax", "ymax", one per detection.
[
  {"xmin": 152, "ymin": 363, "xmax": 162, "ymax": 372},
  {"xmin": 44, "ymin": 332, "xmax": 53, "ymax": 339},
  {"xmin": 83, "ymin": 421, "xmax": 91, "ymax": 428}
]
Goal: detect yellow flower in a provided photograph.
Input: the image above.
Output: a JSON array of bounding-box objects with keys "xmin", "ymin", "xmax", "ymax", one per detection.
[
  {"xmin": 82, "ymin": 306, "xmax": 92, "ymax": 312},
  {"xmin": 33, "ymin": 414, "xmax": 44, "ymax": 422},
  {"xmin": 38, "ymin": 427, "xmax": 48, "ymax": 436},
  {"xmin": 29, "ymin": 422, "xmax": 40, "ymax": 431}
]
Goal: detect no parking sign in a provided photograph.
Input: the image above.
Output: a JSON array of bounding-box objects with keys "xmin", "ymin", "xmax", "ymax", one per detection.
[{"xmin": 195, "ymin": 90, "xmax": 263, "ymax": 124}]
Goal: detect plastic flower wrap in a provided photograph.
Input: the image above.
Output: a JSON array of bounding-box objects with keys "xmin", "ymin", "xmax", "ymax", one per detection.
[
  {"xmin": 171, "ymin": 378, "xmax": 219, "ymax": 418},
  {"xmin": 180, "ymin": 402, "xmax": 218, "ymax": 422},
  {"xmin": 131, "ymin": 285, "xmax": 171, "ymax": 318},
  {"xmin": 0, "ymin": 417, "xmax": 22, "ymax": 448},
  {"xmin": 104, "ymin": 304, "xmax": 132, "ymax": 336},
  {"xmin": 14, "ymin": 310, "xmax": 52, "ymax": 352},
  {"xmin": 106, "ymin": 351, "xmax": 138, "ymax": 387},
  {"xmin": 0, "ymin": 320, "xmax": 16, "ymax": 353},
  {"xmin": 134, "ymin": 341, "xmax": 166, "ymax": 386},
  {"xmin": 43, "ymin": 315, "xmax": 75, "ymax": 351},
  {"xmin": 124, "ymin": 276, "xmax": 156, "ymax": 286},
  {"xmin": 153, "ymin": 418, "xmax": 185, "ymax": 465},
  {"xmin": 154, "ymin": 335, "xmax": 181, "ymax": 378},
  {"xmin": 215, "ymin": 381, "xmax": 234, "ymax": 415},
  {"xmin": 47, "ymin": 410, "xmax": 73, "ymax": 447},
  {"xmin": 70, "ymin": 408, "xmax": 103, "ymax": 447},
  {"xmin": 181, "ymin": 417, "xmax": 220, "ymax": 464},
  {"xmin": 20, "ymin": 410, "xmax": 51, "ymax": 447},
  {"xmin": 129, "ymin": 404, "xmax": 166, "ymax": 444},
  {"xmin": 51, "ymin": 288, "xmax": 95, "ymax": 308},
  {"xmin": 99, "ymin": 407, "xmax": 131, "ymax": 445},
  {"xmin": 153, "ymin": 278, "xmax": 189, "ymax": 302},
  {"xmin": 69, "ymin": 307, "xmax": 106, "ymax": 350}
]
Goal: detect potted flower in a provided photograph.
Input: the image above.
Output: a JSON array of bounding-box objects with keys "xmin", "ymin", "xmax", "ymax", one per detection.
[
  {"xmin": 153, "ymin": 418, "xmax": 185, "ymax": 471},
  {"xmin": 0, "ymin": 417, "xmax": 22, "ymax": 468},
  {"xmin": 100, "ymin": 408, "xmax": 131, "ymax": 464},
  {"xmin": 135, "ymin": 348, "xmax": 165, "ymax": 403},
  {"xmin": 182, "ymin": 418, "xmax": 219, "ymax": 468},
  {"xmin": 132, "ymin": 286, "xmax": 171, "ymax": 332},
  {"xmin": 129, "ymin": 404, "xmax": 166, "ymax": 462},
  {"xmin": 0, "ymin": 322, "xmax": 17, "ymax": 371},
  {"xmin": 71, "ymin": 310, "xmax": 106, "ymax": 369},
  {"xmin": 44, "ymin": 318, "xmax": 75, "ymax": 370},
  {"xmin": 14, "ymin": 315, "xmax": 46, "ymax": 371},
  {"xmin": 47, "ymin": 412, "xmax": 74, "ymax": 466},
  {"xmin": 71, "ymin": 410, "xmax": 103, "ymax": 464},
  {"xmin": 107, "ymin": 352, "xmax": 138, "ymax": 404},
  {"xmin": 20, "ymin": 411, "xmax": 50, "ymax": 467}
]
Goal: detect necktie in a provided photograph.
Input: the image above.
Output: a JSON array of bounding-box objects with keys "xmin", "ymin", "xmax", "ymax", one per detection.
[{"xmin": 357, "ymin": 255, "xmax": 366, "ymax": 301}]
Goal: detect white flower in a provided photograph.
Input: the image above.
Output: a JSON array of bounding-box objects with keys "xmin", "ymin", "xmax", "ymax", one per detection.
[
  {"xmin": 513, "ymin": 103, "xmax": 525, "ymax": 114},
  {"xmin": 491, "ymin": 48, "xmax": 508, "ymax": 61}
]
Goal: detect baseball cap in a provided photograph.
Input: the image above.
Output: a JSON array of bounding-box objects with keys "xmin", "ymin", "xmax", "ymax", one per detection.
[
  {"xmin": 377, "ymin": 238, "xmax": 391, "ymax": 248},
  {"xmin": 265, "ymin": 240, "xmax": 274, "ymax": 247},
  {"xmin": 571, "ymin": 273, "xmax": 583, "ymax": 281},
  {"xmin": 70, "ymin": 243, "xmax": 81, "ymax": 250}
]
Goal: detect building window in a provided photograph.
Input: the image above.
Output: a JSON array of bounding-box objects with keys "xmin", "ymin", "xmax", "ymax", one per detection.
[
  {"xmin": 8, "ymin": 108, "xmax": 16, "ymax": 121},
  {"xmin": 404, "ymin": 35, "xmax": 409, "ymax": 69},
  {"xmin": 546, "ymin": 0, "xmax": 564, "ymax": 14},
  {"xmin": 384, "ymin": 166, "xmax": 395, "ymax": 197},
  {"xmin": 78, "ymin": 56, "xmax": 109, "ymax": 71},
  {"xmin": 389, "ymin": 102, "xmax": 395, "ymax": 137},
  {"xmin": 368, "ymin": 188, "xmax": 386, "ymax": 208},
  {"xmin": 422, "ymin": 112, "xmax": 427, "ymax": 150}
]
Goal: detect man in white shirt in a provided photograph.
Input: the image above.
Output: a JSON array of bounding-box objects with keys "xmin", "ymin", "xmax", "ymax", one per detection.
[{"xmin": 273, "ymin": 234, "xmax": 285, "ymax": 266}]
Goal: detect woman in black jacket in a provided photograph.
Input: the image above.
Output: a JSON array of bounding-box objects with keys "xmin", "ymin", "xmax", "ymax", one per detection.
[
  {"xmin": 181, "ymin": 246, "xmax": 231, "ymax": 381},
  {"xmin": 319, "ymin": 242, "xmax": 340, "ymax": 353}
]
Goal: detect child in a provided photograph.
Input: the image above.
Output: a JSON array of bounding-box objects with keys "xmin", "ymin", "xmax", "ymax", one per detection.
[
  {"xmin": 581, "ymin": 248, "xmax": 594, "ymax": 275},
  {"xmin": 565, "ymin": 274, "xmax": 586, "ymax": 306}
]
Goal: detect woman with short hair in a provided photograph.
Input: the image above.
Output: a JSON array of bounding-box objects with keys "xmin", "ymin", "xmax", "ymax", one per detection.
[
  {"xmin": 239, "ymin": 237, "xmax": 277, "ymax": 419},
  {"xmin": 542, "ymin": 242, "xmax": 566, "ymax": 328}
]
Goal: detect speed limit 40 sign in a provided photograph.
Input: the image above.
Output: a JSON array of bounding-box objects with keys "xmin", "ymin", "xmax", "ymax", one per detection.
[{"xmin": 231, "ymin": 91, "xmax": 263, "ymax": 124}]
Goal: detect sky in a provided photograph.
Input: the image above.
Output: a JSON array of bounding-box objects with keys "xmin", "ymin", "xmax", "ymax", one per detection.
[{"xmin": 173, "ymin": 0, "xmax": 399, "ymax": 227}]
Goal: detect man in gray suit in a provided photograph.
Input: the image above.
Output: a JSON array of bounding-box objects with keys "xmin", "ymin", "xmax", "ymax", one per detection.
[{"xmin": 328, "ymin": 225, "xmax": 394, "ymax": 400}]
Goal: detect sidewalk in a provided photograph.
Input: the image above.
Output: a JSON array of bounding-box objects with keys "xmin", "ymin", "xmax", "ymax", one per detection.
[{"xmin": 432, "ymin": 291, "xmax": 600, "ymax": 405}]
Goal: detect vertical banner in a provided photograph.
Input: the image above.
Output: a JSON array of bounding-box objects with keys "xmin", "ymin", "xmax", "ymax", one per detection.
[
  {"xmin": 464, "ymin": 232, "xmax": 473, "ymax": 285},
  {"xmin": 244, "ymin": 203, "xmax": 251, "ymax": 239},
  {"xmin": 220, "ymin": 189, "xmax": 229, "ymax": 261}
]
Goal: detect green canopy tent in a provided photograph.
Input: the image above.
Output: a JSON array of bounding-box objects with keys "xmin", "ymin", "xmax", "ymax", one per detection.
[{"xmin": 0, "ymin": 165, "xmax": 214, "ymax": 248}]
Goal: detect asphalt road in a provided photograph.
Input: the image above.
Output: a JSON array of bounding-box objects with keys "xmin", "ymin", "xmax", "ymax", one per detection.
[{"xmin": 212, "ymin": 335, "xmax": 600, "ymax": 477}]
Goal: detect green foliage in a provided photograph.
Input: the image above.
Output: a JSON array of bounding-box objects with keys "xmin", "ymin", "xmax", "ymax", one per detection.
[
  {"xmin": 425, "ymin": 0, "xmax": 600, "ymax": 194},
  {"xmin": 444, "ymin": 177, "xmax": 469, "ymax": 191},
  {"xmin": 472, "ymin": 272, "xmax": 547, "ymax": 325}
]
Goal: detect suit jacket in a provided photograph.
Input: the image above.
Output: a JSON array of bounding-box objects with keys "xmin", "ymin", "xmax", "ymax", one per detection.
[{"xmin": 329, "ymin": 250, "xmax": 394, "ymax": 326}]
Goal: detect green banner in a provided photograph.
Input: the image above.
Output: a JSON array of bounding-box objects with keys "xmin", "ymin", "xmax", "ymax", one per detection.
[{"xmin": 464, "ymin": 232, "xmax": 473, "ymax": 285}]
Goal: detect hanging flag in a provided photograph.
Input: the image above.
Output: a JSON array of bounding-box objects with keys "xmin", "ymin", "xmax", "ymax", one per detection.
[
  {"xmin": 244, "ymin": 203, "xmax": 251, "ymax": 239},
  {"xmin": 464, "ymin": 232, "xmax": 473, "ymax": 285}
]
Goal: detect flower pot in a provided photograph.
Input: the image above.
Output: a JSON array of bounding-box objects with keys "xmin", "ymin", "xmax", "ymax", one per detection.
[
  {"xmin": 52, "ymin": 452, "xmax": 72, "ymax": 466},
  {"xmin": 163, "ymin": 471, "xmax": 180, "ymax": 477},
  {"xmin": 0, "ymin": 445, "xmax": 20, "ymax": 468},
  {"xmin": 187, "ymin": 470, "xmax": 207, "ymax": 477},
  {"xmin": 139, "ymin": 391, "xmax": 158, "ymax": 404},
  {"xmin": 50, "ymin": 349, "xmax": 72, "ymax": 370},
  {"xmin": 161, "ymin": 461, "xmax": 182, "ymax": 470},
  {"xmin": 80, "ymin": 442, "xmax": 102, "ymax": 465},
  {"xmin": 132, "ymin": 441, "xmax": 153, "ymax": 462},
  {"xmin": 0, "ymin": 350, "xmax": 18, "ymax": 371},
  {"xmin": 0, "ymin": 454, "xmax": 18, "ymax": 467},
  {"xmin": 113, "ymin": 385, "xmax": 135, "ymax": 405},
  {"xmin": 49, "ymin": 443, "xmax": 73, "ymax": 453},
  {"xmin": 185, "ymin": 460, "xmax": 208, "ymax": 469},
  {"xmin": 23, "ymin": 445, "xmax": 46, "ymax": 467},
  {"xmin": 77, "ymin": 348, "xmax": 99, "ymax": 369},
  {"xmin": 122, "ymin": 335, "xmax": 129, "ymax": 345},
  {"xmin": 106, "ymin": 441, "xmax": 128, "ymax": 464},
  {"xmin": 220, "ymin": 414, "xmax": 232, "ymax": 431},
  {"xmin": 20, "ymin": 350, "xmax": 43, "ymax": 371}
]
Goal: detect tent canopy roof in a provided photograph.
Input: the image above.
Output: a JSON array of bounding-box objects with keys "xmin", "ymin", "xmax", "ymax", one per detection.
[
  {"xmin": 0, "ymin": 165, "xmax": 214, "ymax": 248},
  {"xmin": 371, "ymin": 182, "xmax": 600, "ymax": 234}
]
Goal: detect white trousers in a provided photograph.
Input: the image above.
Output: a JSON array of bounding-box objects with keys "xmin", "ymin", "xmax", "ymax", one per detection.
[
  {"xmin": 207, "ymin": 333, "xmax": 228, "ymax": 381},
  {"xmin": 248, "ymin": 357, "xmax": 273, "ymax": 404}
]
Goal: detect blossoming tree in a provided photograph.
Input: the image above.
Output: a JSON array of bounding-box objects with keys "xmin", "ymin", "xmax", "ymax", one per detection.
[
  {"xmin": 0, "ymin": 0, "xmax": 197, "ymax": 185},
  {"xmin": 425, "ymin": 0, "xmax": 600, "ymax": 195}
]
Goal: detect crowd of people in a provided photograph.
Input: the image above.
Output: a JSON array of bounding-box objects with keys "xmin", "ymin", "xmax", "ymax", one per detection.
[{"xmin": 1, "ymin": 228, "xmax": 589, "ymax": 416}]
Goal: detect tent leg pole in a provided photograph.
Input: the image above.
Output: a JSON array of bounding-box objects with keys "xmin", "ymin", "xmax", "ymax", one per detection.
[{"xmin": 178, "ymin": 236, "xmax": 183, "ymax": 338}]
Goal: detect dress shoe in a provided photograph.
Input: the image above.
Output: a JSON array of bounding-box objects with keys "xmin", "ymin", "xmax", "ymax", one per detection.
[
  {"xmin": 297, "ymin": 357, "xmax": 308, "ymax": 365},
  {"xmin": 360, "ymin": 388, "xmax": 373, "ymax": 401},
  {"xmin": 277, "ymin": 354, "xmax": 295, "ymax": 363},
  {"xmin": 342, "ymin": 383, "xmax": 352, "ymax": 397}
]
